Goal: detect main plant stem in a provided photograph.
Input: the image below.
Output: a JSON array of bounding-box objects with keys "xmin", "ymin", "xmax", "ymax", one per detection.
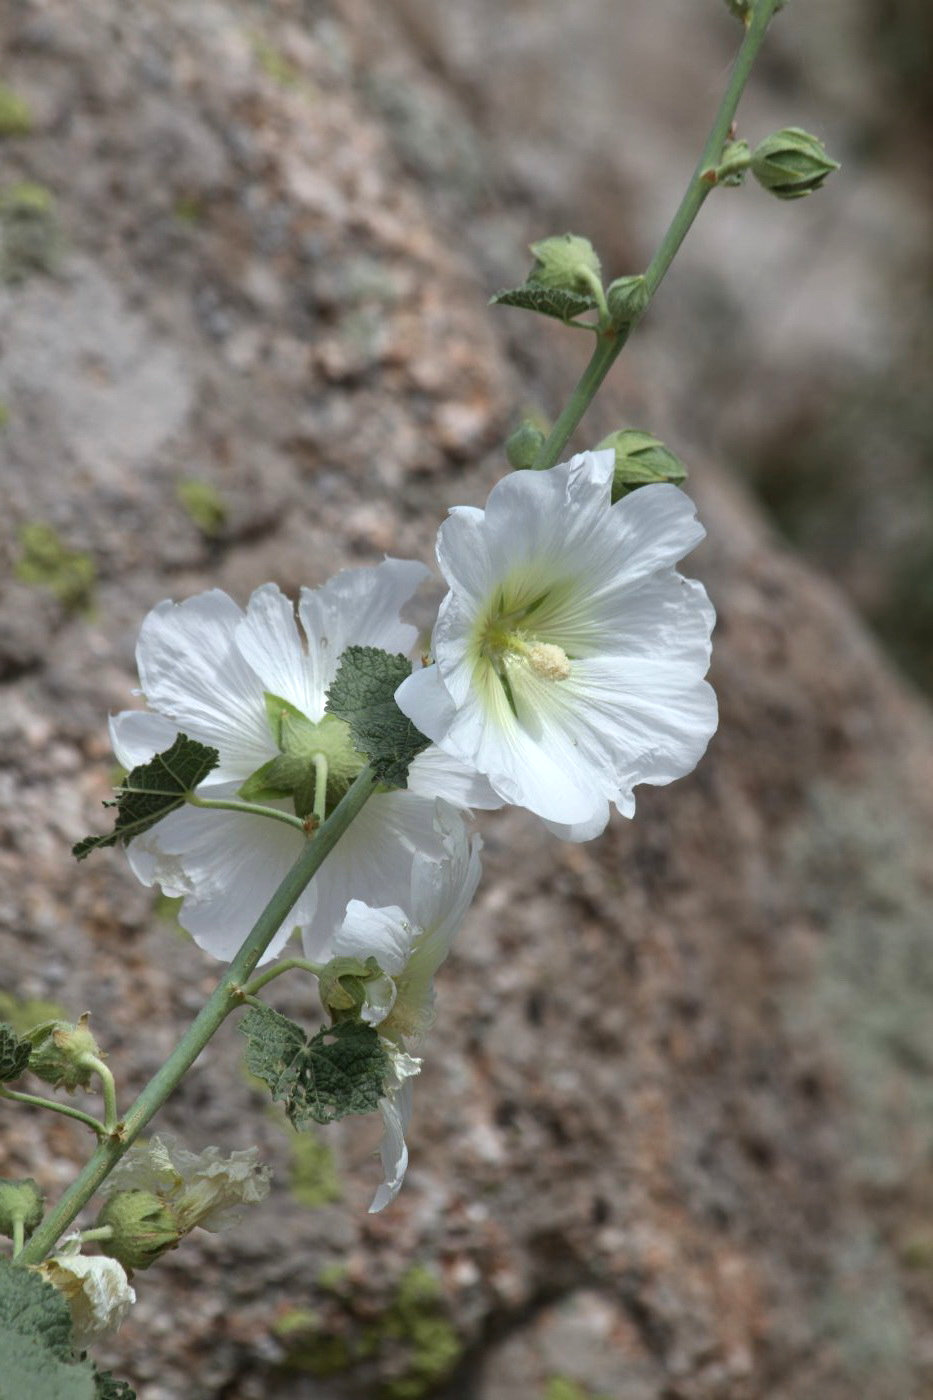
[
  {"xmin": 16, "ymin": 766, "xmax": 380, "ymax": 1266},
  {"xmin": 532, "ymin": 0, "xmax": 780, "ymax": 472}
]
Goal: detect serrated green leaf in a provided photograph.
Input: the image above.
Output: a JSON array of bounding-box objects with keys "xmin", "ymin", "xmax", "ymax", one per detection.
[
  {"xmin": 72, "ymin": 734, "xmax": 219, "ymax": 861},
  {"xmin": 490, "ymin": 284, "xmax": 597, "ymax": 323},
  {"xmin": 0, "ymin": 1328, "xmax": 96, "ymax": 1400},
  {"xmin": 325, "ymin": 647, "xmax": 429, "ymax": 787},
  {"xmin": 0, "ymin": 1022, "xmax": 31, "ymax": 1083},
  {"xmin": 240, "ymin": 1004, "xmax": 388, "ymax": 1127},
  {"xmin": 93, "ymin": 1369, "xmax": 136, "ymax": 1399},
  {"xmin": 0, "ymin": 1256, "xmax": 74, "ymax": 1362}
]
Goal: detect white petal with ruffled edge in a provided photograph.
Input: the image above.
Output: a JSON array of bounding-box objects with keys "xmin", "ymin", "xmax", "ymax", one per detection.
[{"xmin": 396, "ymin": 453, "xmax": 717, "ymax": 831}]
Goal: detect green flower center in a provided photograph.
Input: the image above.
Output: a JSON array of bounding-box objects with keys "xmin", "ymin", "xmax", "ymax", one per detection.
[{"xmin": 470, "ymin": 574, "xmax": 575, "ymax": 716}]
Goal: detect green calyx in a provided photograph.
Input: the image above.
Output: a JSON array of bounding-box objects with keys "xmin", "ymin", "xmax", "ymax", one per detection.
[
  {"xmin": 238, "ymin": 692, "xmax": 367, "ymax": 820},
  {"xmin": 25, "ymin": 1013, "xmax": 104, "ymax": 1092},
  {"xmin": 597, "ymin": 429, "xmax": 688, "ymax": 502},
  {"xmin": 318, "ymin": 956, "xmax": 385, "ymax": 1017},
  {"xmin": 96, "ymin": 1190, "xmax": 180, "ymax": 1271}
]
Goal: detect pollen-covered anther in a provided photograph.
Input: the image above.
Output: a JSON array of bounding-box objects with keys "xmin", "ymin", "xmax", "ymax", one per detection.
[{"xmin": 526, "ymin": 641, "xmax": 572, "ymax": 681}]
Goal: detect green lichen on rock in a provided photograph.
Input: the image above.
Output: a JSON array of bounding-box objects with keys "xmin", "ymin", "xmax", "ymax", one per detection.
[
  {"xmin": 272, "ymin": 1308, "xmax": 352, "ymax": 1376},
  {"xmin": 175, "ymin": 478, "xmax": 227, "ymax": 537},
  {"xmin": 543, "ymin": 1377, "xmax": 612, "ymax": 1400},
  {"xmin": 0, "ymin": 402, "xmax": 10, "ymax": 428},
  {"xmin": 0, "ymin": 992, "xmax": 67, "ymax": 1038},
  {"xmin": 0, "ymin": 86, "xmax": 33, "ymax": 137},
  {"xmin": 0, "ymin": 182, "xmax": 59, "ymax": 281},
  {"xmin": 367, "ymin": 1266, "xmax": 462, "ymax": 1399},
  {"xmin": 289, "ymin": 1133, "xmax": 342, "ymax": 1208},
  {"xmin": 15, "ymin": 523, "xmax": 96, "ymax": 613}
]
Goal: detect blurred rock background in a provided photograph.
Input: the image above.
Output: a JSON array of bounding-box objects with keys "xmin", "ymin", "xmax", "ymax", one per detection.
[{"xmin": 1, "ymin": 1, "xmax": 932, "ymax": 1397}]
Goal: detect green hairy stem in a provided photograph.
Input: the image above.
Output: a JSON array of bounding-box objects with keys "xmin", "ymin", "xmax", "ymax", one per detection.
[
  {"xmin": 16, "ymin": 766, "xmax": 380, "ymax": 1266},
  {"xmin": 532, "ymin": 0, "xmax": 782, "ymax": 472}
]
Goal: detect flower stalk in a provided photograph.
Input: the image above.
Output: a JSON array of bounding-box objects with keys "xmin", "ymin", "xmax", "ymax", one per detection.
[
  {"xmin": 15, "ymin": 764, "xmax": 380, "ymax": 1267},
  {"xmin": 531, "ymin": 0, "xmax": 782, "ymax": 472}
]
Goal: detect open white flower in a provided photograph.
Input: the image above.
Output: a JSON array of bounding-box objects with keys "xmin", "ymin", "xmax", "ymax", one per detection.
[
  {"xmin": 325, "ymin": 801, "xmax": 482, "ymax": 1211},
  {"xmin": 38, "ymin": 1236, "xmax": 135, "ymax": 1349},
  {"xmin": 395, "ymin": 451, "xmax": 717, "ymax": 839},
  {"xmin": 111, "ymin": 561, "xmax": 498, "ymax": 965}
]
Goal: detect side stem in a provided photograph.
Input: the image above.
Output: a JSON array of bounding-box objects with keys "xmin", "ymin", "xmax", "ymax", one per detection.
[
  {"xmin": 16, "ymin": 766, "xmax": 380, "ymax": 1266},
  {"xmin": 531, "ymin": 0, "xmax": 780, "ymax": 472}
]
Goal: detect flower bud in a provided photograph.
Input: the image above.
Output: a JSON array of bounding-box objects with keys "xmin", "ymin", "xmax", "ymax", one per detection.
[
  {"xmin": 25, "ymin": 1012, "xmax": 103, "ymax": 1092},
  {"xmin": 505, "ymin": 420, "xmax": 546, "ymax": 470},
  {"xmin": 597, "ymin": 429, "xmax": 688, "ymax": 504},
  {"xmin": 750, "ymin": 127, "xmax": 839, "ymax": 200},
  {"xmin": 95, "ymin": 1190, "xmax": 181, "ymax": 1271},
  {"xmin": 605, "ymin": 275, "xmax": 648, "ymax": 329},
  {"xmin": 527, "ymin": 234, "xmax": 602, "ymax": 295},
  {"xmin": 0, "ymin": 1177, "xmax": 44, "ymax": 1239}
]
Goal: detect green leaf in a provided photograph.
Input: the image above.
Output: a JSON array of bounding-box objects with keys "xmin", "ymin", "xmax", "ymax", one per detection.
[
  {"xmin": 240, "ymin": 1004, "xmax": 389, "ymax": 1127},
  {"xmin": 0, "ymin": 1256, "xmax": 73, "ymax": 1362},
  {"xmin": 490, "ymin": 283, "xmax": 597, "ymax": 324},
  {"xmin": 0, "ymin": 1258, "xmax": 98, "ymax": 1400},
  {"xmin": 0, "ymin": 1329, "xmax": 96, "ymax": 1400},
  {"xmin": 72, "ymin": 734, "xmax": 219, "ymax": 861},
  {"xmin": 325, "ymin": 647, "xmax": 429, "ymax": 787},
  {"xmin": 93, "ymin": 1370, "xmax": 136, "ymax": 1400},
  {"xmin": 0, "ymin": 1022, "xmax": 31, "ymax": 1083}
]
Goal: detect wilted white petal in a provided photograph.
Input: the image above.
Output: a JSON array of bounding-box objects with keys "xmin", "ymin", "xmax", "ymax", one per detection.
[
  {"xmin": 370, "ymin": 1064, "xmax": 417, "ymax": 1214},
  {"xmin": 38, "ymin": 1243, "xmax": 135, "ymax": 1349},
  {"xmin": 99, "ymin": 1135, "xmax": 271, "ymax": 1235}
]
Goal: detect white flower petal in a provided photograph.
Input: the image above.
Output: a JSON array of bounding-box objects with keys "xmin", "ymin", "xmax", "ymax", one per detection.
[
  {"xmin": 334, "ymin": 902, "xmax": 416, "ymax": 977},
  {"xmin": 235, "ymin": 583, "xmax": 322, "ymax": 720},
  {"xmin": 109, "ymin": 709, "xmax": 180, "ymax": 772},
  {"xmin": 299, "ymin": 789, "xmax": 454, "ymax": 961},
  {"xmin": 369, "ymin": 1075, "xmax": 415, "ymax": 1213},
  {"xmin": 124, "ymin": 801, "xmax": 311, "ymax": 964},
  {"xmin": 407, "ymin": 742, "xmax": 503, "ymax": 811},
  {"xmin": 135, "ymin": 591, "xmax": 275, "ymax": 782},
  {"xmin": 40, "ymin": 1251, "xmax": 136, "ymax": 1349},
  {"xmin": 298, "ymin": 558, "xmax": 431, "ymax": 696}
]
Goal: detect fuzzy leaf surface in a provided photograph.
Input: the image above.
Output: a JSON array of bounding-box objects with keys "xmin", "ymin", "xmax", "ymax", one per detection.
[
  {"xmin": 0, "ymin": 1259, "xmax": 97, "ymax": 1400},
  {"xmin": 240, "ymin": 1004, "xmax": 388, "ymax": 1126},
  {"xmin": 0, "ymin": 1023, "xmax": 31, "ymax": 1083},
  {"xmin": 325, "ymin": 646, "xmax": 429, "ymax": 787},
  {"xmin": 490, "ymin": 284, "xmax": 597, "ymax": 323},
  {"xmin": 73, "ymin": 734, "xmax": 219, "ymax": 860}
]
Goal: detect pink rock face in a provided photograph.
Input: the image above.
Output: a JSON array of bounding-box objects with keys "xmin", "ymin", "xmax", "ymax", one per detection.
[{"xmin": 1, "ymin": 1, "xmax": 931, "ymax": 1397}]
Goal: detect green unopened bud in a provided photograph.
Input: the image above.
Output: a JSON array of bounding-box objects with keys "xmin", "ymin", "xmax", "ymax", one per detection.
[
  {"xmin": 750, "ymin": 127, "xmax": 839, "ymax": 200},
  {"xmin": 26, "ymin": 1012, "xmax": 103, "ymax": 1092},
  {"xmin": 598, "ymin": 429, "xmax": 688, "ymax": 504},
  {"xmin": 96, "ymin": 1190, "xmax": 181, "ymax": 1271},
  {"xmin": 505, "ymin": 420, "xmax": 546, "ymax": 470},
  {"xmin": 528, "ymin": 234, "xmax": 602, "ymax": 296},
  {"xmin": 0, "ymin": 1177, "xmax": 44, "ymax": 1239},
  {"xmin": 605, "ymin": 275, "xmax": 648, "ymax": 329}
]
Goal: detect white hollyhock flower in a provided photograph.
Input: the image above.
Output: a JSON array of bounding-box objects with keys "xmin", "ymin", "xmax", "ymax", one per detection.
[
  {"xmin": 110, "ymin": 560, "xmax": 497, "ymax": 964},
  {"xmin": 395, "ymin": 452, "xmax": 717, "ymax": 839},
  {"xmin": 325, "ymin": 802, "xmax": 481, "ymax": 1211},
  {"xmin": 38, "ymin": 1236, "xmax": 135, "ymax": 1349}
]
